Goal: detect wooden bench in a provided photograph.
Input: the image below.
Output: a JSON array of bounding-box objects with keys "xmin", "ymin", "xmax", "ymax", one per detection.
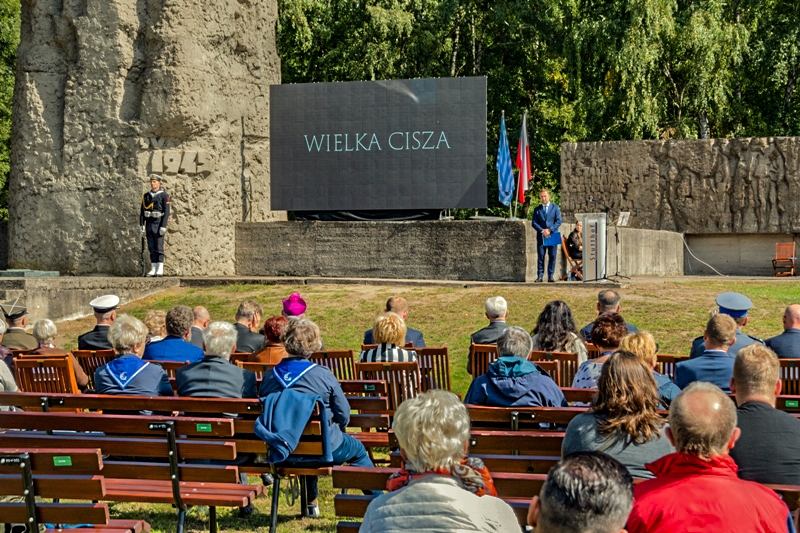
[
  {"xmin": 655, "ymin": 354, "xmax": 689, "ymax": 382},
  {"xmin": 467, "ymin": 405, "xmax": 587, "ymax": 429},
  {"xmin": 561, "ymin": 387, "xmax": 597, "ymax": 404},
  {"xmin": 0, "ymin": 447, "xmax": 150, "ymax": 533},
  {"xmin": 388, "ymin": 450, "xmax": 560, "ymax": 474},
  {"xmin": 412, "ymin": 347, "xmax": 452, "ymax": 392},
  {"xmin": 529, "ymin": 351, "xmax": 579, "ymax": 388},
  {"xmin": 355, "ymin": 362, "xmax": 421, "ymax": 411},
  {"xmin": 310, "ymin": 350, "xmax": 356, "ymax": 381},
  {"xmin": 779, "ymin": 360, "xmax": 800, "ymax": 396},
  {"xmin": 71, "ymin": 350, "xmax": 116, "ymax": 390},
  {"xmin": 468, "ymin": 343, "xmax": 498, "ymax": 377}
]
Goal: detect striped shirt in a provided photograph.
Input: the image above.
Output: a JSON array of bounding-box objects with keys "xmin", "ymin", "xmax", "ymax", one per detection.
[{"xmin": 359, "ymin": 343, "xmax": 417, "ymax": 363}]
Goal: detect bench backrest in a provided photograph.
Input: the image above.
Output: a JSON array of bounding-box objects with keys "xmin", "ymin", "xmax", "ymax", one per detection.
[
  {"xmin": 585, "ymin": 343, "xmax": 602, "ymax": 359},
  {"xmin": 780, "ymin": 359, "xmax": 800, "ymax": 396},
  {"xmin": 467, "ymin": 405, "xmax": 587, "ymax": 429},
  {"xmin": 310, "ymin": 350, "xmax": 355, "ymax": 381},
  {"xmin": 148, "ymin": 359, "xmax": 190, "ymax": 377},
  {"xmin": 561, "ymin": 387, "xmax": 596, "ymax": 404},
  {"xmin": 529, "ymin": 351, "xmax": 579, "ymax": 387},
  {"xmin": 229, "ymin": 352, "xmax": 252, "ymax": 364},
  {"xmin": 14, "ymin": 356, "xmax": 80, "ymax": 395},
  {"xmin": 237, "ymin": 361, "xmax": 276, "ymax": 380},
  {"xmin": 355, "ymin": 361, "xmax": 421, "ymax": 411},
  {"xmin": 412, "ymin": 346, "xmax": 451, "ymax": 392},
  {"xmin": 71, "ymin": 350, "xmax": 116, "ymax": 389},
  {"xmin": 655, "ymin": 354, "xmax": 689, "ymax": 381},
  {"xmin": 468, "ymin": 343, "xmax": 498, "ymax": 377}
]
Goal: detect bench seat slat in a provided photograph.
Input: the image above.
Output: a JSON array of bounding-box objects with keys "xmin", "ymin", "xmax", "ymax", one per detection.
[
  {"xmin": 0, "ymin": 474, "xmax": 106, "ymax": 499},
  {"xmin": 102, "ymin": 461, "xmax": 240, "ymax": 484},
  {"xmin": 0, "ymin": 502, "xmax": 109, "ymax": 524},
  {"xmin": 0, "ymin": 412, "xmax": 235, "ymax": 437}
]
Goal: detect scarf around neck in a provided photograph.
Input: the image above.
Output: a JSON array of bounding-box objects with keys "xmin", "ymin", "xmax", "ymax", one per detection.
[{"xmin": 387, "ymin": 456, "xmax": 498, "ymax": 497}]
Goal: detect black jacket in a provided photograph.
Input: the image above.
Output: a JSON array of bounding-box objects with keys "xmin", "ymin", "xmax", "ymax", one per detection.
[
  {"xmin": 234, "ymin": 323, "xmax": 266, "ymax": 353},
  {"xmin": 78, "ymin": 325, "xmax": 113, "ymax": 351}
]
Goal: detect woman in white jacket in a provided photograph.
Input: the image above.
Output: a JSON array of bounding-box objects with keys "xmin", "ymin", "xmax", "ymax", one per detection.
[{"xmin": 360, "ymin": 390, "xmax": 519, "ymax": 533}]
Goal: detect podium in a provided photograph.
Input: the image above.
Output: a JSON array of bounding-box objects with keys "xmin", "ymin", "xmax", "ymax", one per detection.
[{"xmin": 581, "ymin": 213, "xmax": 607, "ymax": 282}]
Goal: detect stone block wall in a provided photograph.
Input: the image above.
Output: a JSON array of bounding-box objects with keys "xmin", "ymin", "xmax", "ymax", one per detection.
[
  {"xmin": 9, "ymin": 0, "xmax": 284, "ymax": 276},
  {"xmin": 561, "ymin": 138, "xmax": 800, "ymax": 234}
]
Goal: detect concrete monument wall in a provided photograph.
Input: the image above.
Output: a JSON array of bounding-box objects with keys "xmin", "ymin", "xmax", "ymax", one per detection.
[
  {"xmin": 561, "ymin": 137, "xmax": 800, "ymax": 233},
  {"xmin": 9, "ymin": 0, "xmax": 284, "ymax": 277}
]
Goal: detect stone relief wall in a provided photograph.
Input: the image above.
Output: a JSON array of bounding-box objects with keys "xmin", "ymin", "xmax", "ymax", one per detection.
[
  {"xmin": 561, "ymin": 137, "xmax": 800, "ymax": 233},
  {"xmin": 9, "ymin": 0, "xmax": 283, "ymax": 276}
]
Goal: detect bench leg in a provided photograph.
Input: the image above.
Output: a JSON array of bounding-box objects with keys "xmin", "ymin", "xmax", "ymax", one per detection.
[
  {"xmin": 269, "ymin": 477, "xmax": 281, "ymax": 533},
  {"xmin": 299, "ymin": 476, "xmax": 308, "ymax": 515},
  {"xmin": 176, "ymin": 510, "xmax": 186, "ymax": 533},
  {"xmin": 210, "ymin": 506, "xmax": 217, "ymax": 533}
]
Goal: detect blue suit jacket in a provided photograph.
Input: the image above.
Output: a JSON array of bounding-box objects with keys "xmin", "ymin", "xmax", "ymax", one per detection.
[
  {"xmin": 143, "ymin": 335, "xmax": 205, "ymax": 364},
  {"xmin": 363, "ymin": 327, "xmax": 425, "ymax": 348},
  {"xmin": 766, "ymin": 328, "xmax": 800, "ymax": 359},
  {"xmin": 675, "ymin": 350, "xmax": 735, "ymax": 392},
  {"xmin": 690, "ymin": 329, "xmax": 761, "ymax": 359},
  {"xmin": 531, "ymin": 203, "xmax": 562, "ymax": 244}
]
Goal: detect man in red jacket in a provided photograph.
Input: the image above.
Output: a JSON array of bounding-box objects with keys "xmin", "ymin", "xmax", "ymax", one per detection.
[{"xmin": 628, "ymin": 381, "xmax": 796, "ymax": 533}]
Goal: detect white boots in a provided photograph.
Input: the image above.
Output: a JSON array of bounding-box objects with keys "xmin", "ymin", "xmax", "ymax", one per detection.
[{"xmin": 147, "ymin": 263, "xmax": 164, "ymax": 277}]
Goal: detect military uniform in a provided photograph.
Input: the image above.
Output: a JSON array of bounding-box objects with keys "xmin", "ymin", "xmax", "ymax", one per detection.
[
  {"xmin": 78, "ymin": 325, "xmax": 113, "ymax": 351},
  {"xmin": 1, "ymin": 327, "xmax": 37, "ymax": 350},
  {"xmin": 688, "ymin": 292, "xmax": 763, "ymax": 359},
  {"xmin": 140, "ymin": 175, "xmax": 170, "ymax": 275}
]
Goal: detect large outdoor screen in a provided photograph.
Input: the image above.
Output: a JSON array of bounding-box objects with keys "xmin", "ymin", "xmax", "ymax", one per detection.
[{"xmin": 270, "ymin": 77, "xmax": 487, "ymax": 211}]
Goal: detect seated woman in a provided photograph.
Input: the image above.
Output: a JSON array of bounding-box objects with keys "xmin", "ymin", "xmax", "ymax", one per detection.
[
  {"xmin": 361, "ymin": 389, "xmax": 519, "ymax": 531},
  {"xmin": 249, "ymin": 315, "xmax": 289, "ymax": 363},
  {"xmin": 359, "ymin": 312, "xmax": 417, "ymax": 363},
  {"xmin": 619, "ymin": 331, "xmax": 681, "ymax": 407},
  {"xmin": 259, "ymin": 318, "xmax": 375, "ymax": 518},
  {"xmin": 143, "ymin": 310, "xmax": 166, "ymax": 344},
  {"xmin": 562, "ymin": 351, "xmax": 674, "ymax": 479},
  {"xmin": 30, "ymin": 318, "xmax": 90, "ymax": 392},
  {"xmin": 94, "ymin": 314, "xmax": 174, "ymax": 397},
  {"xmin": 572, "ymin": 313, "xmax": 628, "ymax": 389},
  {"xmin": 530, "ymin": 300, "xmax": 588, "ymax": 364}
]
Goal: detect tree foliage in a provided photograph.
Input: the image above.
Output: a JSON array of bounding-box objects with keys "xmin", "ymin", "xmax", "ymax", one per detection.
[{"xmin": 0, "ymin": 0, "xmax": 18, "ymax": 220}]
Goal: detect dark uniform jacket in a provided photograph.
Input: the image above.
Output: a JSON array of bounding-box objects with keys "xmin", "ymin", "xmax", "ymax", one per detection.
[
  {"xmin": 176, "ymin": 356, "xmax": 257, "ymax": 398},
  {"xmin": 765, "ymin": 328, "xmax": 800, "ymax": 359},
  {"xmin": 233, "ymin": 323, "xmax": 266, "ymax": 353},
  {"xmin": 140, "ymin": 189, "xmax": 171, "ymax": 230},
  {"xmin": 689, "ymin": 328, "xmax": 762, "ymax": 359},
  {"xmin": 1, "ymin": 328, "xmax": 38, "ymax": 351},
  {"xmin": 675, "ymin": 349, "xmax": 734, "ymax": 392},
  {"xmin": 468, "ymin": 321, "xmax": 509, "ymax": 373},
  {"xmin": 189, "ymin": 326, "xmax": 204, "ymax": 349},
  {"xmin": 94, "ymin": 354, "xmax": 174, "ymax": 396},
  {"xmin": 363, "ymin": 327, "xmax": 425, "ymax": 347},
  {"xmin": 78, "ymin": 325, "xmax": 113, "ymax": 351}
]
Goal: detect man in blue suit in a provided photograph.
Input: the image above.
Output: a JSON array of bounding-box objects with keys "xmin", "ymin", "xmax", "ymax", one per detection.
[
  {"xmin": 676, "ymin": 314, "xmax": 738, "ymax": 392},
  {"xmin": 143, "ymin": 305, "xmax": 205, "ymax": 363},
  {"xmin": 363, "ymin": 296, "xmax": 425, "ymax": 347},
  {"xmin": 765, "ymin": 305, "xmax": 800, "ymax": 359},
  {"xmin": 531, "ymin": 189, "xmax": 562, "ymax": 283}
]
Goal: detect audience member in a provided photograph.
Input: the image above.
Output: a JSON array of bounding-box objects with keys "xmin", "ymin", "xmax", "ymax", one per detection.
[
  {"xmin": 143, "ymin": 305, "xmax": 205, "ymax": 363},
  {"xmin": 249, "ymin": 315, "xmax": 289, "ymax": 363},
  {"xmin": 467, "ymin": 296, "xmax": 509, "ymax": 374},
  {"xmin": 579, "ymin": 290, "xmax": 638, "ymax": 342},
  {"xmin": 233, "ymin": 300, "xmax": 266, "ymax": 353},
  {"xmin": 364, "ymin": 296, "xmax": 425, "ymax": 347},
  {"xmin": 527, "ymin": 452, "xmax": 633, "ymax": 533},
  {"xmin": 0, "ymin": 321, "xmax": 13, "ymax": 373},
  {"xmin": 77, "ymin": 295, "xmax": 119, "ymax": 351},
  {"xmin": 765, "ymin": 304, "xmax": 800, "ymax": 359},
  {"xmin": 675, "ymin": 314, "xmax": 737, "ymax": 392},
  {"xmin": 0, "ymin": 302, "xmax": 36, "ymax": 351},
  {"xmin": 464, "ymin": 326, "xmax": 566, "ymax": 408},
  {"xmin": 619, "ymin": 331, "xmax": 681, "ymax": 406},
  {"xmin": 531, "ymin": 300, "xmax": 588, "ymax": 364},
  {"xmin": 143, "ymin": 309, "xmax": 166, "ymax": 343},
  {"xmin": 189, "ymin": 306, "xmax": 210, "ymax": 349},
  {"xmin": 0, "ymin": 352, "xmax": 16, "ymax": 408},
  {"xmin": 30, "ymin": 318, "xmax": 89, "ymax": 392},
  {"xmin": 359, "ymin": 312, "xmax": 418, "ymax": 363},
  {"xmin": 627, "ymin": 382, "xmax": 795, "ymax": 532},
  {"xmin": 572, "ymin": 313, "xmax": 628, "ymax": 389},
  {"xmin": 729, "ymin": 344, "xmax": 800, "ymax": 485},
  {"xmin": 94, "ymin": 314, "xmax": 173, "ymax": 396},
  {"xmin": 177, "ymin": 321, "xmax": 257, "ymax": 399},
  {"xmin": 567, "ymin": 220, "xmax": 583, "ymax": 260},
  {"xmin": 562, "ymin": 351, "xmax": 674, "ymax": 478},
  {"xmin": 282, "ymin": 292, "xmax": 307, "ymax": 319},
  {"xmin": 360, "ymin": 390, "xmax": 519, "ymax": 532},
  {"xmin": 259, "ymin": 318, "xmax": 375, "ymax": 518},
  {"xmin": 689, "ymin": 291, "xmax": 763, "ymax": 358}
]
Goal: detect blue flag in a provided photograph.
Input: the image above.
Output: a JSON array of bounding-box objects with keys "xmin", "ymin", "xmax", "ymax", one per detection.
[{"xmin": 496, "ymin": 115, "xmax": 514, "ymax": 206}]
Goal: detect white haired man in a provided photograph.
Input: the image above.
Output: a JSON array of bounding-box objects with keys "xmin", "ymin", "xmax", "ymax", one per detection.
[
  {"xmin": 176, "ymin": 321, "xmax": 257, "ymax": 399},
  {"xmin": 467, "ymin": 296, "xmax": 509, "ymax": 374}
]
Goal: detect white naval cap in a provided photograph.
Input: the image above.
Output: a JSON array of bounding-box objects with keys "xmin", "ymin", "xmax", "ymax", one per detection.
[{"xmin": 90, "ymin": 295, "xmax": 120, "ymax": 314}]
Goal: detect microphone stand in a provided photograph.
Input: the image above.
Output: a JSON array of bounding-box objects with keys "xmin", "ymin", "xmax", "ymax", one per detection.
[{"xmin": 607, "ymin": 206, "xmax": 630, "ymax": 281}]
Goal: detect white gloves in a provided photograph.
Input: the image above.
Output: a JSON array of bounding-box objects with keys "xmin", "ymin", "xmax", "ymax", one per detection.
[
  {"xmin": 140, "ymin": 225, "xmax": 145, "ymax": 235},
  {"xmin": 159, "ymin": 227, "xmax": 167, "ymax": 236}
]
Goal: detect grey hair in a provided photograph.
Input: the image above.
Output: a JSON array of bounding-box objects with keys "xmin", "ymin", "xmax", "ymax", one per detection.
[
  {"xmin": 33, "ymin": 319, "xmax": 57, "ymax": 345},
  {"xmin": 484, "ymin": 296, "xmax": 508, "ymax": 320},
  {"xmin": 668, "ymin": 382, "xmax": 737, "ymax": 459},
  {"xmin": 393, "ymin": 390, "xmax": 471, "ymax": 472},
  {"xmin": 236, "ymin": 300, "xmax": 263, "ymax": 321},
  {"xmin": 0, "ymin": 319, "xmax": 7, "ymax": 336},
  {"xmin": 107, "ymin": 314, "xmax": 148, "ymax": 355},
  {"xmin": 281, "ymin": 318, "xmax": 322, "ymax": 358},
  {"xmin": 203, "ymin": 321, "xmax": 238, "ymax": 359},
  {"xmin": 597, "ymin": 290, "xmax": 622, "ymax": 312},
  {"xmin": 497, "ymin": 326, "xmax": 532, "ymax": 358}
]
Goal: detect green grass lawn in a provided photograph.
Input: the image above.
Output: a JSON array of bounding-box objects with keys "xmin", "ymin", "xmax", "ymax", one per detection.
[{"xmin": 53, "ymin": 278, "xmax": 800, "ymax": 532}]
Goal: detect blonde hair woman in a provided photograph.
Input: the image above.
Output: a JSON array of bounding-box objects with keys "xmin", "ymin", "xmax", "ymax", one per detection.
[
  {"xmin": 359, "ymin": 312, "xmax": 417, "ymax": 363},
  {"xmin": 619, "ymin": 332, "xmax": 681, "ymax": 407}
]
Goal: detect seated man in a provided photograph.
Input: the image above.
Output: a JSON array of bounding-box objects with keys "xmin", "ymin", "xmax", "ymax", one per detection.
[
  {"xmin": 527, "ymin": 452, "xmax": 633, "ymax": 533},
  {"xmin": 579, "ymin": 290, "xmax": 638, "ymax": 342},
  {"xmin": 94, "ymin": 314, "xmax": 174, "ymax": 396},
  {"xmin": 464, "ymin": 326, "xmax": 567, "ymax": 407},
  {"xmin": 78, "ymin": 295, "xmax": 119, "ymax": 351},
  {"xmin": 143, "ymin": 305, "xmax": 205, "ymax": 363},
  {"xmin": 690, "ymin": 292, "xmax": 763, "ymax": 358},
  {"xmin": 627, "ymin": 382, "xmax": 795, "ymax": 532},
  {"xmin": 675, "ymin": 314, "xmax": 736, "ymax": 392},
  {"xmin": 729, "ymin": 344, "xmax": 800, "ymax": 485},
  {"xmin": 468, "ymin": 296, "xmax": 510, "ymax": 374},
  {"xmin": 189, "ymin": 306, "xmax": 210, "ymax": 349},
  {"xmin": 0, "ymin": 302, "xmax": 37, "ymax": 351},
  {"xmin": 766, "ymin": 304, "xmax": 800, "ymax": 359},
  {"xmin": 364, "ymin": 296, "xmax": 425, "ymax": 347},
  {"xmin": 359, "ymin": 312, "xmax": 418, "ymax": 363},
  {"xmin": 177, "ymin": 321, "xmax": 257, "ymax": 399},
  {"xmin": 233, "ymin": 300, "xmax": 266, "ymax": 353}
]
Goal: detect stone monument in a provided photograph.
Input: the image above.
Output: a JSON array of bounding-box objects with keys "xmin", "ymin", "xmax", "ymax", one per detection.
[{"xmin": 9, "ymin": 0, "xmax": 283, "ymax": 276}]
